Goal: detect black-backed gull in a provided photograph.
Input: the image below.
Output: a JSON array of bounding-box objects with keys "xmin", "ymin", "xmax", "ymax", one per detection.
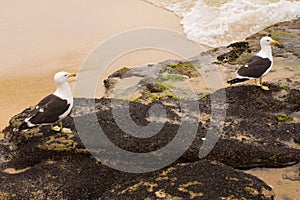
[
  {"xmin": 227, "ymin": 36, "xmax": 279, "ymax": 90},
  {"xmin": 17, "ymin": 71, "xmax": 76, "ymax": 133}
]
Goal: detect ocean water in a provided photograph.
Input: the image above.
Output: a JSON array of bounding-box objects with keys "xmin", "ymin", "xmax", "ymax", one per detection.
[{"xmin": 146, "ymin": 0, "xmax": 300, "ymax": 47}]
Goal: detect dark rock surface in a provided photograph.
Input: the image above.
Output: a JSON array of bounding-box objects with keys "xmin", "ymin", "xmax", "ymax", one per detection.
[
  {"xmin": 1, "ymin": 83, "xmax": 300, "ymax": 199},
  {"xmin": 206, "ymin": 84, "xmax": 300, "ymax": 168},
  {"xmin": 101, "ymin": 160, "xmax": 274, "ymax": 200}
]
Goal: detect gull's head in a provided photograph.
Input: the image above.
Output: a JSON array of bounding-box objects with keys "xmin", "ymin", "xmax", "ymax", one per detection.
[
  {"xmin": 260, "ymin": 36, "xmax": 279, "ymax": 47},
  {"xmin": 54, "ymin": 71, "xmax": 77, "ymax": 85}
]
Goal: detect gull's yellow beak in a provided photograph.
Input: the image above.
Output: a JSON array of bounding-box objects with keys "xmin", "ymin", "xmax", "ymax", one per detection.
[
  {"xmin": 68, "ymin": 73, "xmax": 77, "ymax": 77},
  {"xmin": 272, "ymin": 40, "xmax": 280, "ymax": 45}
]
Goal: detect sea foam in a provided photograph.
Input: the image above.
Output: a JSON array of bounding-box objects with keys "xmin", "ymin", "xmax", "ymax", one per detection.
[{"xmin": 146, "ymin": 0, "xmax": 300, "ymax": 47}]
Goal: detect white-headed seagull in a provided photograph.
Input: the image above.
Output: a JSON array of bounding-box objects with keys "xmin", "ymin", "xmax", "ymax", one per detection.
[
  {"xmin": 227, "ymin": 36, "xmax": 279, "ymax": 90},
  {"xmin": 17, "ymin": 71, "xmax": 76, "ymax": 133}
]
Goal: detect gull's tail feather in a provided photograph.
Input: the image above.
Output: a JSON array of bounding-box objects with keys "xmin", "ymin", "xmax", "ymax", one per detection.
[
  {"xmin": 227, "ymin": 78, "xmax": 249, "ymax": 85},
  {"xmin": 18, "ymin": 122, "xmax": 29, "ymax": 131}
]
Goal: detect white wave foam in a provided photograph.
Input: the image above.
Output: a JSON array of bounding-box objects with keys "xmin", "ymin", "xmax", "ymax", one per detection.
[
  {"xmin": 146, "ymin": 0, "xmax": 300, "ymax": 47},
  {"xmin": 146, "ymin": 0, "xmax": 197, "ymax": 16}
]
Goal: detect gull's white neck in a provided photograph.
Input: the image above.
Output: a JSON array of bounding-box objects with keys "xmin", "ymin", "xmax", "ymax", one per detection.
[
  {"xmin": 53, "ymin": 82, "xmax": 73, "ymax": 103},
  {"xmin": 256, "ymin": 45, "xmax": 273, "ymax": 61}
]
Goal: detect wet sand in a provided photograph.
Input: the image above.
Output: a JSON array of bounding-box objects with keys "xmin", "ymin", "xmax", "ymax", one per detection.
[{"xmin": 246, "ymin": 164, "xmax": 300, "ymax": 200}]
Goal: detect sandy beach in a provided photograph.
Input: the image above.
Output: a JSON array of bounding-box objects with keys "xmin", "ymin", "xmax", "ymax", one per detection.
[{"xmin": 0, "ymin": 0, "xmax": 183, "ymax": 130}]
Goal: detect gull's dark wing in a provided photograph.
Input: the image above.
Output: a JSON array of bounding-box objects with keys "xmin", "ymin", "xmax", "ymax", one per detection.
[
  {"xmin": 237, "ymin": 56, "xmax": 272, "ymax": 78},
  {"xmin": 26, "ymin": 94, "xmax": 70, "ymax": 124}
]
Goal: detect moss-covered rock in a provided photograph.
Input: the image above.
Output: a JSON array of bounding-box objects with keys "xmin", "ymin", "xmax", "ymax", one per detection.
[
  {"xmin": 168, "ymin": 62, "xmax": 199, "ymax": 78},
  {"xmin": 108, "ymin": 67, "xmax": 131, "ymax": 78}
]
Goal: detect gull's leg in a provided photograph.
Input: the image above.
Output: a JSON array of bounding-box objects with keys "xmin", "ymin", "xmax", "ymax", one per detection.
[
  {"xmin": 59, "ymin": 121, "xmax": 63, "ymax": 129},
  {"xmin": 61, "ymin": 127, "xmax": 72, "ymax": 134},
  {"xmin": 51, "ymin": 123, "xmax": 61, "ymax": 132},
  {"xmin": 255, "ymin": 78, "xmax": 262, "ymax": 87},
  {"xmin": 260, "ymin": 78, "xmax": 262, "ymax": 85},
  {"xmin": 51, "ymin": 121, "xmax": 72, "ymax": 133},
  {"xmin": 60, "ymin": 121, "xmax": 72, "ymax": 134},
  {"xmin": 260, "ymin": 78, "xmax": 269, "ymax": 90},
  {"xmin": 261, "ymin": 85, "xmax": 270, "ymax": 90}
]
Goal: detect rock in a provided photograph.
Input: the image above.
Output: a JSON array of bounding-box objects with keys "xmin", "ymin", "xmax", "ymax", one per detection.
[
  {"xmin": 0, "ymin": 154, "xmax": 117, "ymax": 199},
  {"xmin": 2, "ymin": 86, "xmax": 294, "ymax": 199},
  {"xmin": 217, "ymin": 41, "xmax": 250, "ymax": 64},
  {"xmin": 0, "ymin": 143, "xmax": 275, "ymax": 200},
  {"xmin": 144, "ymin": 82, "xmax": 167, "ymax": 93},
  {"xmin": 103, "ymin": 77, "xmax": 119, "ymax": 90},
  {"xmin": 108, "ymin": 67, "xmax": 131, "ymax": 78},
  {"xmin": 4, "ymin": 83, "xmax": 300, "ymax": 171},
  {"xmin": 205, "ymin": 84, "xmax": 300, "ymax": 168},
  {"xmin": 74, "ymin": 86, "xmax": 300, "ymax": 170},
  {"xmin": 101, "ymin": 160, "xmax": 274, "ymax": 200},
  {"xmin": 103, "ymin": 62, "xmax": 202, "ymax": 103}
]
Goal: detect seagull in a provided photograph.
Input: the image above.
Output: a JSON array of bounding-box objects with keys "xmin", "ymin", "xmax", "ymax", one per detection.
[
  {"xmin": 17, "ymin": 71, "xmax": 76, "ymax": 133},
  {"xmin": 227, "ymin": 36, "xmax": 279, "ymax": 90}
]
